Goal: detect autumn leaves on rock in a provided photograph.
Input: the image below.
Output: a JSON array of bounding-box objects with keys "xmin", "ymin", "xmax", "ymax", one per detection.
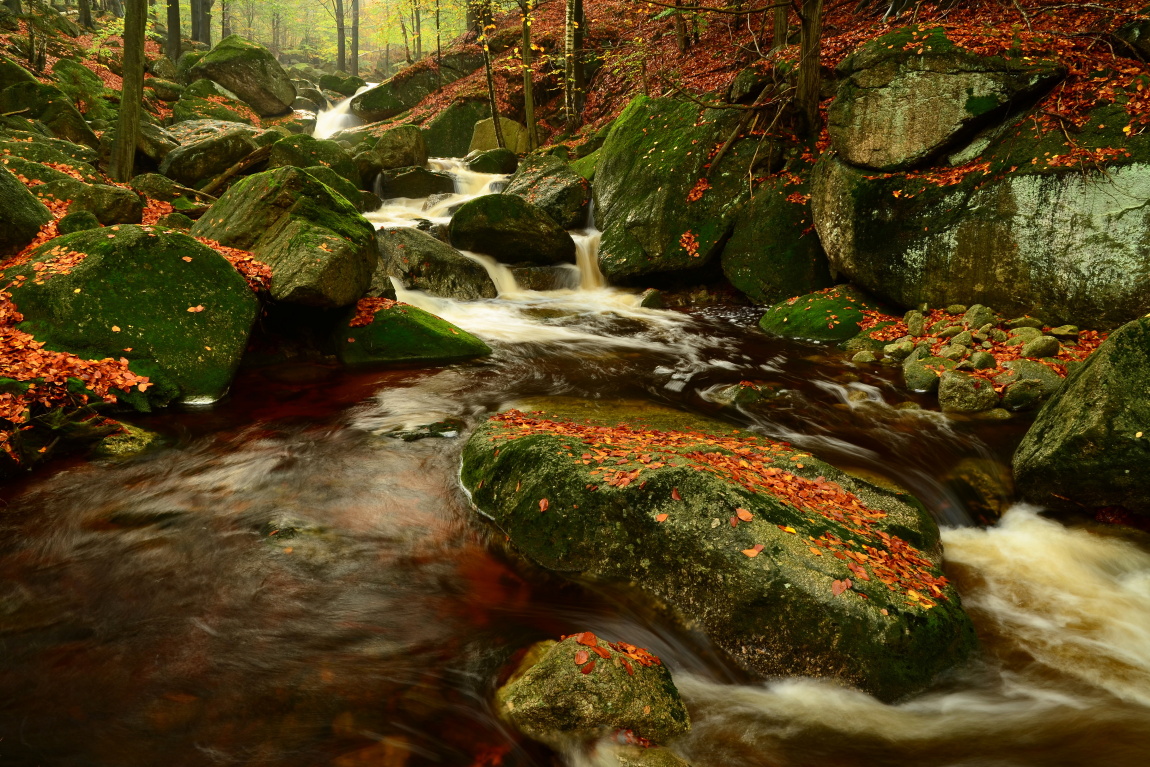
[{"xmin": 462, "ymin": 399, "xmax": 977, "ymax": 701}]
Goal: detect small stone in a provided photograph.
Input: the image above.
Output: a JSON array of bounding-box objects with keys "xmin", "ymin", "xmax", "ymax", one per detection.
[
  {"xmin": 904, "ymin": 309, "xmax": 926, "ymax": 337},
  {"xmin": 1002, "ymin": 379, "xmax": 1045, "ymax": 411},
  {"xmin": 981, "ymin": 341, "xmax": 993, "ymax": 349},
  {"xmin": 951, "ymin": 330, "xmax": 974, "ymax": 347},
  {"xmin": 938, "ymin": 371, "xmax": 1000, "ymax": 413},
  {"xmin": 938, "ymin": 325, "xmax": 964, "ymax": 339},
  {"xmin": 1006, "ymin": 316, "xmax": 1043, "ymax": 329},
  {"xmin": 989, "ymin": 329, "xmax": 1008, "ymax": 343},
  {"xmin": 962, "ymin": 304, "xmax": 996, "ymax": 329},
  {"xmin": 639, "ymin": 288, "xmax": 664, "ymax": 309},
  {"xmin": 977, "ymin": 323, "xmax": 995, "ymax": 334},
  {"xmin": 852, "ymin": 350, "xmax": 877, "ymax": 364},
  {"xmin": 968, "ymin": 351, "xmax": 997, "ymax": 369},
  {"xmin": 882, "ymin": 340, "xmax": 915, "ymax": 361},
  {"xmin": 939, "ymin": 344, "xmax": 969, "ymax": 361},
  {"xmin": 895, "ymin": 401, "xmax": 922, "ymax": 411},
  {"xmin": 1049, "ymin": 324, "xmax": 1080, "ymax": 340},
  {"xmin": 1021, "ymin": 335, "xmax": 1060, "ymax": 359},
  {"xmin": 946, "ymin": 304, "xmax": 968, "ymax": 315},
  {"xmin": 971, "ymin": 332, "xmax": 987, "ymax": 343},
  {"xmin": 917, "ymin": 302, "xmax": 930, "ymax": 314},
  {"xmin": 955, "ymin": 360, "xmax": 975, "ymax": 371},
  {"xmin": 1006, "ymin": 326, "xmax": 1043, "ymax": 345},
  {"xmin": 903, "ymin": 355, "xmax": 955, "ymax": 393},
  {"xmin": 928, "ymin": 319, "xmax": 953, "ymax": 335}
]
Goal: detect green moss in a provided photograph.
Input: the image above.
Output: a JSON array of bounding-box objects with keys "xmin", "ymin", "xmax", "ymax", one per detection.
[
  {"xmin": 267, "ymin": 134, "xmax": 360, "ymax": 187},
  {"xmin": 759, "ymin": 285, "xmax": 892, "ymax": 343},
  {"xmin": 335, "ymin": 302, "xmax": 491, "ymax": 365},
  {"xmin": 964, "ymin": 92, "xmax": 1000, "ymax": 117},
  {"xmin": 423, "ymin": 98, "xmax": 490, "ymax": 158}
]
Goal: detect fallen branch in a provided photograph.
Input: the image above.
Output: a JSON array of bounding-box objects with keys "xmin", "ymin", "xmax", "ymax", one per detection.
[{"xmin": 200, "ymin": 144, "xmax": 272, "ymax": 197}]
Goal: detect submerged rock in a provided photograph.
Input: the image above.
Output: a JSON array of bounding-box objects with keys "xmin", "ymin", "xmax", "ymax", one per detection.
[
  {"xmin": 191, "ymin": 166, "xmax": 376, "ymax": 308},
  {"xmin": 3, "ymin": 226, "xmax": 259, "ymax": 405},
  {"xmin": 376, "ymin": 226, "xmax": 497, "ymax": 300},
  {"xmin": 449, "ymin": 194, "xmax": 576, "ymax": 266},
  {"xmin": 1014, "ymin": 316, "xmax": 1150, "ymax": 517},
  {"xmin": 335, "ymin": 298, "xmax": 491, "ymax": 365},
  {"xmin": 461, "ymin": 399, "xmax": 977, "ymax": 701}
]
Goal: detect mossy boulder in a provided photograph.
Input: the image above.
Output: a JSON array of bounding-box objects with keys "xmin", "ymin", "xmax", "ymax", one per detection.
[
  {"xmin": 460, "ymin": 399, "xmax": 977, "ymax": 701},
  {"xmin": 759, "ymin": 285, "xmax": 893, "ymax": 343},
  {"xmin": 495, "ymin": 636, "xmax": 690, "ymax": 747},
  {"xmin": 51, "ymin": 58, "xmax": 118, "ymax": 124},
  {"xmin": 467, "ymin": 147, "xmax": 518, "ymax": 175},
  {"xmin": 159, "ymin": 127, "xmax": 259, "ymax": 187},
  {"xmin": 594, "ymin": 96, "xmax": 754, "ymax": 283},
  {"xmin": 267, "ymin": 134, "xmax": 360, "ymax": 187},
  {"xmin": 334, "ymin": 299, "xmax": 491, "ymax": 364},
  {"xmin": 318, "ymin": 72, "xmax": 366, "ymax": 96},
  {"xmin": 191, "ymin": 166, "xmax": 376, "ymax": 308},
  {"xmin": 187, "ymin": 35, "xmax": 295, "ymax": 116},
  {"xmin": 57, "ymin": 209, "xmax": 102, "ymax": 234},
  {"xmin": 469, "ymin": 116, "xmax": 532, "ymax": 154},
  {"xmin": 377, "ymin": 166, "xmax": 454, "ymax": 198},
  {"xmin": 372, "ymin": 124, "xmax": 428, "ymax": 171},
  {"xmin": 377, "ymin": 226, "xmax": 497, "ymax": 300},
  {"xmin": 570, "ymin": 149, "xmax": 599, "ymax": 183},
  {"xmin": 92, "ymin": 421, "xmax": 165, "ymax": 459},
  {"xmin": 166, "ymin": 118, "xmax": 259, "ymax": 144},
  {"xmin": 301, "ymin": 165, "xmax": 366, "ymax": 210},
  {"xmin": 3, "ymin": 226, "xmax": 259, "ymax": 405},
  {"xmin": 449, "ymin": 194, "xmax": 576, "ymax": 266},
  {"xmin": 128, "ymin": 172, "xmax": 216, "ymax": 209},
  {"xmin": 0, "ymin": 54, "xmax": 37, "ymax": 91},
  {"xmin": 830, "ymin": 27, "xmax": 1064, "ymax": 171},
  {"xmin": 175, "ymin": 50, "xmax": 207, "ymax": 83},
  {"xmin": 721, "ymin": 170, "xmax": 832, "ymax": 304},
  {"xmin": 812, "ymin": 105, "xmax": 1150, "ymax": 329},
  {"xmin": 504, "ymin": 154, "xmax": 591, "ymax": 229},
  {"xmin": 1013, "ymin": 317, "xmax": 1150, "ymax": 517},
  {"xmin": 423, "ymin": 98, "xmax": 490, "ymax": 158},
  {"xmin": 0, "ymin": 81, "xmax": 99, "ymax": 148},
  {"xmin": 171, "ymin": 87, "xmax": 255, "ymax": 124},
  {"xmin": 33, "ymin": 179, "xmax": 144, "ymax": 225},
  {"xmin": 98, "ymin": 122, "xmax": 181, "ymax": 167},
  {"xmin": 0, "ymin": 131, "xmax": 99, "ymax": 166},
  {"xmin": 0, "ymin": 164, "xmax": 52, "ymax": 256},
  {"xmin": 350, "ymin": 52, "xmax": 484, "ymax": 122}
]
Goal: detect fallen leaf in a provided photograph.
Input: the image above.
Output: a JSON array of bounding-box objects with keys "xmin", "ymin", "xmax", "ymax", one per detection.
[
  {"xmin": 539, "ymin": 498, "xmax": 549, "ymax": 512},
  {"xmin": 655, "ymin": 513, "xmax": 668, "ymax": 522},
  {"xmin": 111, "ymin": 325, "xmax": 120, "ymax": 332},
  {"xmin": 181, "ymin": 256, "xmax": 193, "ymax": 262},
  {"xmin": 736, "ymin": 507, "xmax": 753, "ymax": 522},
  {"xmin": 574, "ymin": 650, "xmax": 589, "ymax": 665},
  {"xmin": 580, "ymin": 660, "xmax": 596, "ymax": 674},
  {"xmin": 832, "ymin": 579, "xmax": 849, "ymax": 596},
  {"xmin": 671, "ymin": 487, "xmax": 682, "ymax": 501},
  {"xmin": 187, "ymin": 305, "xmax": 205, "ymax": 313},
  {"xmin": 741, "ymin": 543, "xmax": 765, "ymax": 558}
]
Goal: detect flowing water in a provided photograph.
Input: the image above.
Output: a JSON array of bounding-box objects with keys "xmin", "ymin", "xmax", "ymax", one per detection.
[
  {"xmin": 1, "ymin": 161, "xmax": 1148, "ymax": 767},
  {"xmin": 312, "ymin": 84, "xmax": 377, "ymax": 140}
]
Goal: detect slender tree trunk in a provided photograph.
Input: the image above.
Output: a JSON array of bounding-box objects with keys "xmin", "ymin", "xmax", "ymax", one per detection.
[
  {"xmin": 564, "ymin": 0, "xmax": 576, "ymax": 129},
  {"xmin": 190, "ymin": 0, "xmax": 201, "ymax": 42},
  {"xmin": 113, "ymin": 0, "xmax": 147, "ymax": 182},
  {"xmin": 79, "ymin": 0, "xmax": 94, "ymax": 28},
  {"xmin": 399, "ymin": 12, "xmax": 411, "ymax": 63},
  {"xmin": 520, "ymin": 0, "xmax": 536, "ymax": 150},
  {"xmin": 476, "ymin": 1, "xmax": 503, "ymax": 149},
  {"xmin": 772, "ymin": 3, "xmax": 787, "ymax": 50},
  {"xmin": 797, "ymin": 0, "xmax": 823, "ymax": 137},
  {"xmin": 351, "ymin": 0, "xmax": 359, "ymax": 77},
  {"xmin": 412, "ymin": 1, "xmax": 422, "ymax": 61},
  {"xmin": 434, "ymin": 0, "xmax": 440, "ymax": 73},
  {"xmin": 334, "ymin": 0, "xmax": 345, "ymax": 72},
  {"xmin": 200, "ymin": 0, "xmax": 212, "ymax": 46},
  {"xmin": 220, "ymin": 0, "xmax": 229, "ymax": 38},
  {"xmin": 164, "ymin": 0, "xmax": 178, "ymax": 59},
  {"xmin": 674, "ymin": 0, "xmax": 687, "ymax": 53}
]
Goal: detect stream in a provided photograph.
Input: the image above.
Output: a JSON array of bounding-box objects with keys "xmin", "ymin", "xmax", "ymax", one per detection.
[{"xmin": 1, "ymin": 153, "xmax": 1148, "ymax": 767}]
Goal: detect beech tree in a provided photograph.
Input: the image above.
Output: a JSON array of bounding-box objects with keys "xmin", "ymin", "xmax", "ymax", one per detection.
[
  {"xmin": 165, "ymin": 0, "xmax": 178, "ymax": 60},
  {"xmin": 112, "ymin": 0, "xmax": 147, "ymax": 182}
]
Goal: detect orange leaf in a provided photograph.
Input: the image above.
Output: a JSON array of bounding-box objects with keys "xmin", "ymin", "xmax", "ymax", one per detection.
[
  {"xmin": 574, "ymin": 650, "xmax": 589, "ymax": 665},
  {"xmin": 671, "ymin": 487, "xmax": 682, "ymax": 501},
  {"xmin": 741, "ymin": 544, "xmax": 764, "ymax": 558},
  {"xmin": 580, "ymin": 660, "xmax": 596, "ymax": 674},
  {"xmin": 539, "ymin": 498, "xmax": 549, "ymax": 512},
  {"xmin": 736, "ymin": 507, "xmax": 753, "ymax": 522},
  {"xmin": 655, "ymin": 513, "xmax": 668, "ymax": 522}
]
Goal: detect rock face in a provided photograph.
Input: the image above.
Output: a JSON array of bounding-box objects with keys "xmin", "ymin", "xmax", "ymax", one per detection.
[
  {"xmin": 812, "ymin": 117, "xmax": 1150, "ymax": 328},
  {"xmin": 504, "ymin": 154, "xmax": 591, "ymax": 229},
  {"xmin": 187, "ymin": 35, "xmax": 296, "ymax": 116},
  {"xmin": 1014, "ymin": 317, "xmax": 1150, "ymax": 517},
  {"xmin": 3, "ymin": 226, "xmax": 259, "ymax": 404},
  {"xmin": 829, "ymin": 27, "xmax": 1063, "ymax": 171},
  {"xmin": 335, "ymin": 298, "xmax": 491, "ymax": 364},
  {"xmin": 721, "ymin": 169, "xmax": 832, "ymax": 304},
  {"xmin": 0, "ymin": 81, "xmax": 99, "ymax": 148},
  {"xmin": 267, "ymin": 134, "xmax": 360, "ymax": 187},
  {"xmin": 159, "ymin": 127, "xmax": 259, "ymax": 187},
  {"xmin": 423, "ymin": 98, "xmax": 490, "ymax": 157},
  {"xmin": 496, "ymin": 635, "xmax": 690, "ymax": 747},
  {"xmin": 350, "ymin": 51, "xmax": 484, "ymax": 122},
  {"xmin": 377, "ymin": 226, "xmax": 497, "ymax": 300},
  {"xmin": 0, "ymin": 165, "xmax": 52, "ymax": 255},
  {"xmin": 469, "ymin": 116, "xmax": 532, "ymax": 154},
  {"xmin": 449, "ymin": 194, "xmax": 576, "ymax": 266},
  {"xmin": 377, "ymin": 166, "xmax": 454, "ymax": 198},
  {"xmin": 372, "ymin": 124, "xmax": 428, "ymax": 171},
  {"xmin": 191, "ymin": 167, "xmax": 376, "ymax": 308},
  {"xmin": 594, "ymin": 96, "xmax": 754, "ymax": 283},
  {"xmin": 461, "ymin": 399, "xmax": 978, "ymax": 701}
]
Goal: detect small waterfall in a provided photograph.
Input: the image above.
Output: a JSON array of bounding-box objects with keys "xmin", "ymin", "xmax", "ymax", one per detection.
[
  {"xmin": 312, "ymin": 83, "xmax": 376, "ymax": 139},
  {"xmin": 571, "ymin": 230, "xmax": 605, "ymax": 290},
  {"xmin": 458, "ymin": 250, "xmax": 521, "ymax": 295},
  {"xmin": 429, "ymin": 158, "xmax": 506, "ymax": 197}
]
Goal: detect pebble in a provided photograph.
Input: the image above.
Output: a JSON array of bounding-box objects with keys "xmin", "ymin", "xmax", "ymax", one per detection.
[
  {"xmin": 946, "ymin": 304, "xmax": 968, "ymax": 315},
  {"xmin": 1021, "ymin": 335, "xmax": 1061, "ymax": 359}
]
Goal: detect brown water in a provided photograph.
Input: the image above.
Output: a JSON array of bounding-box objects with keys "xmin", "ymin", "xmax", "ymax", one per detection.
[{"xmin": 3, "ymin": 186, "xmax": 1149, "ymax": 766}]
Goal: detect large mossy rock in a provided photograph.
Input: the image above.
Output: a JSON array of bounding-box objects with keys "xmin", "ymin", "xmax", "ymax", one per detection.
[
  {"xmin": 496, "ymin": 636, "xmax": 690, "ymax": 747},
  {"xmin": 159, "ymin": 127, "xmax": 259, "ymax": 187},
  {"xmin": 0, "ymin": 164, "xmax": 52, "ymax": 255},
  {"xmin": 812, "ymin": 108, "xmax": 1150, "ymax": 329},
  {"xmin": 504, "ymin": 154, "xmax": 591, "ymax": 229},
  {"xmin": 171, "ymin": 85, "xmax": 256, "ymax": 124},
  {"xmin": 335, "ymin": 298, "xmax": 491, "ymax": 364},
  {"xmin": 829, "ymin": 27, "xmax": 1063, "ymax": 171},
  {"xmin": 449, "ymin": 194, "xmax": 576, "ymax": 266},
  {"xmin": 191, "ymin": 166, "xmax": 376, "ymax": 308},
  {"xmin": 267, "ymin": 134, "xmax": 360, "ymax": 187},
  {"xmin": 1014, "ymin": 317, "xmax": 1150, "ymax": 517},
  {"xmin": 372, "ymin": 124, "xmax": 428, "ymax": 171},
  {"xmin": 423, "ymin": 98, "xmax": 490, "ymax": 158},
  {"xmin": 461, "ymin": 399, "xmax": 977, "ymax": 701},
  {"xmin": 594, "ymin": 96, "xmax": 753, "ymax": 283},
  {"xmin": 0, "ymin": 131, "xmax": 99, "ymax": 167},
  {"xmin": 0, "ymin": 81, "xmax": 99, "ymax": 148},
  {"xmin": 33, "ymin": 179, "xmax": 144, "ymax": 225},
  {"xmin": 469, "ymin": 116, "xmax": 532, "ymax": 154},
  {"xmin": 0, "ymin": 54, "xmax": 37, "ymax": 91},
  {"xmin": 166, "ymin": 118, "xmax": 259, "ymax": 144},
  {"xmin": 377, "ymin": 226, "xmax": 497, "ymax": 300},
  {"xmin": 377, "ymin": 166, "xmax": 454, "ymax": 198},
  {"xmin": 350, "ymin": 51, "xmax": 484, "ymax": 122},
  {"xmin": 187, "ymin": 35, "xmax": 295, "ymax": 116},
  {"xmin": 721, "ymin": 169, "xmax": 832, "ymax": 304},
  {"xmin": 52, "ymin": 58, "xmax": 118, "ymax": 124},
  {"xmin": 3, "ymin": 226, "xmax": 259, "ymax": 404}
]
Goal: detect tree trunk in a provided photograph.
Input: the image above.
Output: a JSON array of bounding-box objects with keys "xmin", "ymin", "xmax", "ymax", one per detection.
[
  {"xmin": 113, "ymin": 0, "xmax": 147, "ymax": 182},
  {"xmin": 164, "ymin": 0, "xmax": 178, "ymax": 59},
  {"xmin": 796, "ymin": 0, "xmax": 823, "ymax": 137},
  {"xmin": 674, "ymin": 0, "xmax": 687, "ymax": 53},
  {"xmin": 79, "ymin": 0, "xmax": 94, "ymax": 28},
  {"xmin": 476, "ymin": 1, "xmax": 503, "ymax": 149},
  {"xmin": 200, "ymin": 0, "xmax": 212, "ymax": 46},
  {"xmin": 335, "ymin": 0, "xmax": 342, "ymax": 72},
  {"xmin": 434, "ymin": 0, "xmax": 440, "ymax": 74},
  {"xmin": 351, "ymin": 0, "xmax": 359, "ymax": 77},
  {"xmin": 564, "ymin": 0, "xmax": 577, "ymax": 129},
  {"xmin": 190, "ymin": 0, "xmax": 201, "ymax": 42},
  {"xmin": 399, "ymin": 12, "xmax": 411, "ymax": 63},
  {"xmin": 772, "ymin": 4, "xmax": 787, "ymax": 50},
  {"xmin": 412, "ymin": 1, "xmax": 422, "ymax": 61},
  {"xmin": 220, "ymin": 0, "xmax": 230, "ymax": 38},
  {"xmin": 520, "ymin": 0, "xmax": 536, "ymax": 151}
]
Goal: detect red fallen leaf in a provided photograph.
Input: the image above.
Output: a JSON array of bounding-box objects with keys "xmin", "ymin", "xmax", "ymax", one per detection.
[
  {"xmin": 574, "ymin": 650, "xmax": 589, "ymax": 665},
  {"xmin": 655, "ymin": 513, "xmax": 668, "ymax": 522},
  {"xmin": 736, "ymin": 507, "xmax": 753, "ymax": 522},
  {"xmin": 847, "ymin": 561, "xmax": 871, "ymax": 581},
  {"xmin": 621, "ymin": 657, "xmax": 634, "ymax": 675},
  {"xmin": 580, "ymin": 660, "xmax": 596, "ymax": 674},
  {"xmin": 742, "ymin": 543, "xmax": 765, "ymax": 557},
  {"xmin": 671, "ymin": 487, "xmax": 682, "ymax": 501},
  {"xmin": 730, "ymin": 516, "xmax": 739, "ymax": 527},
  {"xmin": 577, "ymin": 632, "xmax": 598, "ymax": 648},
  {"xmin": 539, "ymin": 498, "xmax": 549, "ymax": 512},
  {"xmin": 592, "ymin": 645, "xmax": 611, "ymax": 659},
  {"xmin": 832, "ymin": 579, "xmax": 853, "ymax": 596}
]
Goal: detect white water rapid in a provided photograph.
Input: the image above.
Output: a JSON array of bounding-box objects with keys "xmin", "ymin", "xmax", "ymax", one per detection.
[{"xmin": 311, "ymin": 83, "xmax": 376, "ymax": 139}]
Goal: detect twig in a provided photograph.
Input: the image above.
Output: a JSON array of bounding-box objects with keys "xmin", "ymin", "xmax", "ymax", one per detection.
[
  {"xmin": 1012, "ymin": 0, "xmax": 1034, "ymax": 34},
  {"xmin": 1021, "ymin": 3, "xmax": 1137, "ymax": 13}
]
